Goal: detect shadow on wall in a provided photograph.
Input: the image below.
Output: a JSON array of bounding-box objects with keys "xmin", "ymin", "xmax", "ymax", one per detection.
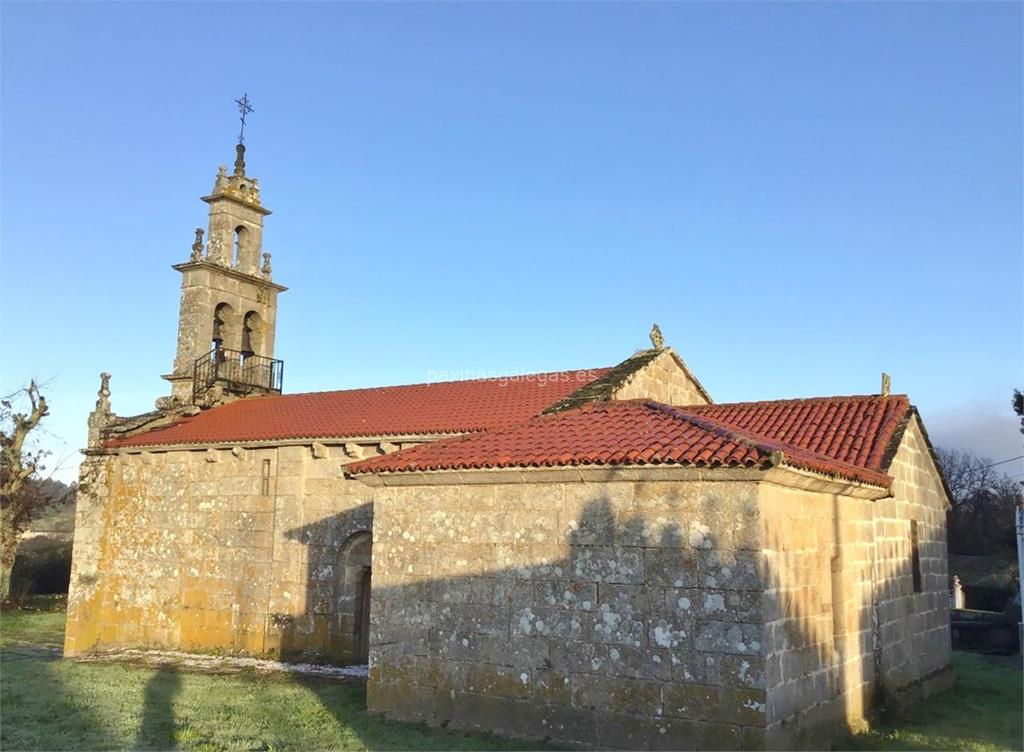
[
  {"xmin": 268, "ymin": 485, "xmax": 946, "ymax": 750},
  {"xmin": 272, "ymin": 502, "xmax": 374, "ymax": 665}
]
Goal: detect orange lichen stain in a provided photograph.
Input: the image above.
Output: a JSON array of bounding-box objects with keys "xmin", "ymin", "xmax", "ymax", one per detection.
[
  {"xmin": 66, "ymin": 460, "xmax": 152, "ymax": 655},
  {"xmin": 181, "ymin": 586, "xmax": 210, "ymax": 610},
  {"xmin": 179, "ymin": 609, "xmax": 207, "ymax": 649},
  {"xmin": 234, "ymin": 627, "xmax": 266, "ymax": 654}
]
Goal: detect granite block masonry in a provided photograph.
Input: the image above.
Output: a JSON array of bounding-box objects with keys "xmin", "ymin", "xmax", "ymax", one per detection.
[
  {"xmin": 359, "ymin": 417, "xmax": 952, "ymax": 750},
  {"xmin": 66, "ymin": 134, "xmax": 953, "ymax": 751}
]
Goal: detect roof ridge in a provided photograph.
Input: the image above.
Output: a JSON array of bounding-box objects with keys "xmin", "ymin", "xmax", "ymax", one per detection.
[
  {"xmin": 641, "ymin": 401, "xmax": 784, "ymax": 462},
  {"xmin": 689, "ymin": 393, "xmax": 909, "ymax": 409},
  {"xmin": 261, "ymin": 365, "xmax": 614, "ymax": 400},
  {"xmin": 104, "ymin": 364, "xmax": 616, "ymax": 448},
  {"xmin": 541, "ymin": 349, "xmax": 663, "ymax": 415}
]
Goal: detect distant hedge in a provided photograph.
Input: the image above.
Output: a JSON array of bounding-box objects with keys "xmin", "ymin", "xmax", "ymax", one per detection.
[{"xmin": 10, "ymin": 538, "xmax": 72, "ymax": 598}]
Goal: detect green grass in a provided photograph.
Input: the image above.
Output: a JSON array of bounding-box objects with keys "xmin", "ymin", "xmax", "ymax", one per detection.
[
  {"xmin": 1, "ymin": 604, "xmax": 548, "ymax": 751},
  {"xmin": 2, "ymin": 605, "xmax": 1021, "ymax": 751},
  {"xmin": 949, "ymin": 553, "xmax": 1019, "ymax": 591},
  {"xmin": 849, "ymin": 652, "xmax": 1022, "ymax": 751},
  {"xmin": 1, "ymin": 595, "xmax": 68, "ymax": 647}
]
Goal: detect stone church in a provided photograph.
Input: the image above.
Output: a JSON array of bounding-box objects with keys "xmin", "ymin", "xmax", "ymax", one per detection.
[{"xmin": 66, "ymin": 140, "xmax": 953, "ymax": 749}]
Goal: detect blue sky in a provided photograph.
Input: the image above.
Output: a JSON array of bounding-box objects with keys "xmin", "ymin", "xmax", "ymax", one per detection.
[{"xmin": 2, "ymin": 2, "xmax": 1021, "ymax": 483}]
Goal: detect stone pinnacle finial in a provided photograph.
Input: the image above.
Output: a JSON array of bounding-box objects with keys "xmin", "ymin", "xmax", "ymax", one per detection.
[
  {"xmin": 190, "ymin": 228, "xmax": 204, "ymax": 261},
  {"xmin": 881, "ymin": 372, "xmax": 891, "ymax": 397},
  {"xmin": 262, "ymin": 252, "xmax": 272, "ymax": 278},
  {"xmin": 98, "ymin": 372, "xmax": 111, "ymax": 402},
  {"xmin": 649, "ymin": 323, "xmax": 665, "ymax": 350},
  {"xmin": 234, "ymin": 143, "xmax": 246, "ymax": 176},
  {"xmin": 88, "ymin": 372, "xmax": 112, "ymax": 448},
  {"xmin": 214, "ymin": 165, "xmax": 228, "ymax": 193}
]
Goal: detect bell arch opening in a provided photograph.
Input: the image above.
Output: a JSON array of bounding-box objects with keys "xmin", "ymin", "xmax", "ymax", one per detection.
[
  {"xmin": 241, "ymin": 310, "xmax": 262, "ymax": 358},
  {"xmin": 212, "ymin": 302, "xmax": 235, "ymax": 352}
]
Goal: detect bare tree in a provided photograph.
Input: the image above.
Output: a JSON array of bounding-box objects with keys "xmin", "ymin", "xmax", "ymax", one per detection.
[
  {"xmin": 1014, "ymin": 388, "xmax": 1023, "ymax": 435},
  {"xmin": 936, "ymin": 445, "xmax": 1022, "ymax": 554},
  {"xmin": 0, "ymin": 381, "xmax": 55, "ymax": 599},
  {"xmin": 936, "ymin": 447, "xmax": 998, "ymax": 511}
]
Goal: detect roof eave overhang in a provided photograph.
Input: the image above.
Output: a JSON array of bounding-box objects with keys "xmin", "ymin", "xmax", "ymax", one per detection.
[
  {"xmin": 91, "ymin": 432, "xmax": 466, "ymax": 455},
  {"xmin": 350, "ymin": 462, "xmax": 890, "ymax": 499},
  {"xmin": 764, "ymin": 465, "xmax": 890, "ymax": 500}
]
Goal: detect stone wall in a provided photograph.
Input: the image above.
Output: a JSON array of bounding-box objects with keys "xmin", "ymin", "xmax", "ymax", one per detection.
[
  {"xmin": 873, "ymin": 416, "xmax": 951, "ymax": 688},
  {"xmin": 759, "ymin": 415, "xmax": 952, "ymax": 748},
  {"xmin": 65, "ymin": 359, "xmax": 952, "ymax": 749},
  {"xmin": 65, "ymin": 442, "xmax": 378, "ymax": 663},
  {"xmin": 367, "ymin": 474, "xmax": 772, "ymax": 750},
  {"xmin": 367, "ymin": 425, "xmax": 952, "ymax": 750},
  {"xmin": 612, "ymin": 349, "xmax": 710, "ymax": 406},
  {"xmin": 68, "ymin": 348, "xmax": 709, "ymax": 657},
  {"xmin": 66, "ymin": 416, "xmax": 953, "ymax": 749},
  {"xmin": 759, "ymin": 483, "xmax": 878, "ymax": 747}
]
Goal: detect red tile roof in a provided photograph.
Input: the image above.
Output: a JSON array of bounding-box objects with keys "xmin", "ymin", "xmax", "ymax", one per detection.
[
  {"xmin": 346, "ymin": 395, "xmax": 912, "ymax": 487},
  {"xmin": 685, "ymin": 394, "xmax": 911, "ymax": 473},
  {"xmin": 104, "ymin": 368, "xmax": 610, "ymax": 448}
]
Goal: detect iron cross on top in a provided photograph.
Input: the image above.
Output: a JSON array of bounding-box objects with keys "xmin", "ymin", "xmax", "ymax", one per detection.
[{"xmin": 235, "ymin": 93, "xmax": 255, "ymax": 143}]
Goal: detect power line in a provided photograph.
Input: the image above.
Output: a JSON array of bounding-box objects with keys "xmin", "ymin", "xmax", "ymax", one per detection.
[{"xmin": 978, "ymin": 455, "xmax": 1024, "ymax": 470}]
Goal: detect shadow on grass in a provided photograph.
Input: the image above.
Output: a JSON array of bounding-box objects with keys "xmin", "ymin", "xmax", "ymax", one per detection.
[
  {"xmin": 295, "ymin": 675, "xmax": 559, "ymax": 751},
  {"xmin": 134, "ymin": 664, "xmax": 183, "ymax": 750},
  {"xmin": 0, "ymin": 648, "xmax": 119, "ymax": 751}
]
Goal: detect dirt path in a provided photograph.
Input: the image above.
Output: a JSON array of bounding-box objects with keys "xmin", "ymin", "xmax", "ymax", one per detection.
[{"xmin": 68, "ymin": 647, "xmax": 369, "ymax": 680}]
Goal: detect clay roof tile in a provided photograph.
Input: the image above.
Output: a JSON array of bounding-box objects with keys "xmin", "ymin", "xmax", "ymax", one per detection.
[{"xmin": 347, "ymin": 395, "xmax": 912, "ymax": 487}]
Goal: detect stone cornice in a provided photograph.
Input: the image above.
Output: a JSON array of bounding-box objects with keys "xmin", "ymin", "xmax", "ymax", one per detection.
[
  {"xmin": 762, "ymin": 466, "xmax": 890, "ymax": 500},
  {"xmin": 351, "ymin": 465, "xmax": 767, "ymax": 487},
  {"xmin": 350, "ymin": 462, "xmax": 890, "ymax": 498},
  {"xmin": 171, "ymin": 261, "xmax": 288, "ymax": 292},
  {"xmin": 86, "ymin": 432, "xmax": 463, "ymax": 456},
  {"xmin": 201, "ymin": 192, "xmax": 272, "ymax": 216}
]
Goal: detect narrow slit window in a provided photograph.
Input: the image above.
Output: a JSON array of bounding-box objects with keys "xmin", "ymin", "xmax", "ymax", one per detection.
[
  {"xmin": 233, "ymin": 225, "xmax": 247, "ymax": 268},
  {"xmin": 910, "ymin": 520, "xmax": 922, "ymax": 593},
  {"xmin": 261, "ymin": 459, "xmax": 272, "ymax": 496}
]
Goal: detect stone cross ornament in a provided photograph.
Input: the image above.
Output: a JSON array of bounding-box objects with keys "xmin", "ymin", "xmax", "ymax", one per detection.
[
  {"xmin": 235, "ymin": 93, "xmax": 254, "ymax": 144},
  {"xmin": 649, "ymin": 323, "xmax": 665, "ymax": 349}
]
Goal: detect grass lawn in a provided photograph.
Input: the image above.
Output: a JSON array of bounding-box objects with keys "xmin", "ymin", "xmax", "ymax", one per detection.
[
  {"xmin": 1, "ymin": 599, "xmax": 546, "ymax": 751},
  {"xmin": 848, "ymin": 651, "xmax": 1022, "ymax": 752},
  {"xmin": 2, "ymin": 600, "xmax": 1021, "ymax": 751}
]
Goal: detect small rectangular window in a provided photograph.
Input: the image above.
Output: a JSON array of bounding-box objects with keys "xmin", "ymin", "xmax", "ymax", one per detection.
[
  {"xmin": 910, "ymin": 520, "xmax": 922, "ymax": 593},
  {"xmin": 261, "ymin": 459, "xmax": 272, "ymax": 496}
]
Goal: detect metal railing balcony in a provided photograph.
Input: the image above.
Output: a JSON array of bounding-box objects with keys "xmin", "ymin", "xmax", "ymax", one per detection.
[{"xmin": 193, "ymin": 346, "xmax": 283, "ymax": 402}]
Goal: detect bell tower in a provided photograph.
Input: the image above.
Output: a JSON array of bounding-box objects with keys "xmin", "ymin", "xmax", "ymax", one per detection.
[{"xmin": 163, "ymin": 108, "xmax": 287, "ymax": 404}]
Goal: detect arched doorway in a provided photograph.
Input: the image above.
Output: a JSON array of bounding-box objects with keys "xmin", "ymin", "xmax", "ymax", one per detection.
[{"xmin": 339, "ymin": 531, "xmax": 372, "ymax": 664}]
